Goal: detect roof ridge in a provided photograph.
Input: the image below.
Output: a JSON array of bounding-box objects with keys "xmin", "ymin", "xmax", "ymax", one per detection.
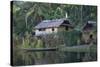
[{"xmin": 35, "ymin": 18, "xmax": 70, "ymax": 29}]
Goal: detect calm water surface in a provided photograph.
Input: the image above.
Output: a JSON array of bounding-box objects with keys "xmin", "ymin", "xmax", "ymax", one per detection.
[{"xmin": 13, "ymin": 49, "xmax": 97, "ymax": 66}]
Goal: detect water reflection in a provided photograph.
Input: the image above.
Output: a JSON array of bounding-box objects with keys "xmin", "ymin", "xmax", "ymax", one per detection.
[{"xmin": 13, "ymin": 49, "xmax": 97, "ymax": 66}]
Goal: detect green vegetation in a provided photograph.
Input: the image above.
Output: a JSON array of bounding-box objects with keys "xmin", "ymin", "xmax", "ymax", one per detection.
[
  {"xmin": 59, "ymin": 44, "xmax": 97, "ymax": 52},
  {"xmin": 12, "ymin": 1, "xmax": 97, "ymax": 48},
  {"xmin": 12, "ymin": 1, "xmax": 97, "ymax": 65},
  {"xmin": 12, "ymin": 1, "xmax": 97, "ymax": 36}
]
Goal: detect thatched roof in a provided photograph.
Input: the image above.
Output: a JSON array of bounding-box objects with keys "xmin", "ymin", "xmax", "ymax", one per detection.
[
  {"xmin": 83, "ymin": 21, "xmax": 96, "ymax": 31},
  {"xmin": 35, "ymin": 18, "xmax": 72, "ymax": 29}
]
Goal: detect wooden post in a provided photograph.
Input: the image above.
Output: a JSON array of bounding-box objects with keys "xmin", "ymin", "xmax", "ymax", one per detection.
[{"xmin": 77, "ymin": 39, "xmax": 81, "ymax": 60}]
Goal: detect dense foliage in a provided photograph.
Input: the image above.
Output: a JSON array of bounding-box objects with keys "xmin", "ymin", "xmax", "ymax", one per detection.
[
  {"xmin": 12, "ymin": 1, "xmax": 97, "ymax": 36},
  {"xmin": 11, "ymin": 1, "xmax": 97, "ymax": 66}
]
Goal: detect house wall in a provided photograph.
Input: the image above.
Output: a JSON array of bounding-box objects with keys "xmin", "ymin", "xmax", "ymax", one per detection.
[
  {"xmin": 82, "ymin": 30, "xmax": 96, "ymax": 44},
  {"xmin": 58, "ymin": 27, "xmax": 66, "ymax": 32},
  {"xmin": 46, "ymin": 28, "xmax": 58, "ymax": 33},
  {"xmin": 35, "ymin": 27, "xmax": 58, "ymax": 36},
  {"xmin": 57, "ymin": 26, "xmax": 72, "ymax": 32},
  {"xmin": 35, "ymin": 26, "xmax": 72, "ymax": 36}
]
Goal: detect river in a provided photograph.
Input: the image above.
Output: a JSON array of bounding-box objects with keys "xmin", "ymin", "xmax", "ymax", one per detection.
[{"xmin": 12, "ymin": 49, "xmax": 97, "ymax": 66}]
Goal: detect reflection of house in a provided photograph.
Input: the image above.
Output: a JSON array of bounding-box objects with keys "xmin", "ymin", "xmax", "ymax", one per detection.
[
  {"xmin": 82, "ymin": 21, "xmax": 97, "ymax": 44},
  {"xmin": 35, "ymin": 18, "xmax": 73, "ymax": 36}
]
